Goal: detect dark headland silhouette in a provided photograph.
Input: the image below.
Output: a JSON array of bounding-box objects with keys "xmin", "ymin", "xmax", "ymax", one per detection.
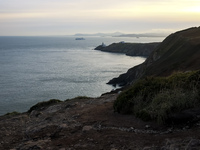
[{"xmin": 108, "ymin": 27, "xmax": 200, "ymax": 86}]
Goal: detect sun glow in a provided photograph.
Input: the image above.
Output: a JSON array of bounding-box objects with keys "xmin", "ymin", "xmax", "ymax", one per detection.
[
  {"xmin": 0, "ymin": 0, "xmax": 200, "ymax": 35},
  {"xmin": 183, "ymin": 6, "xmax": 200, "ymax": 13}
]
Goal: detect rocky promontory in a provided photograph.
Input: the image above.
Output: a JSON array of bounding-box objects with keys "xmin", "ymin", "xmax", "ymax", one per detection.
[{"xmin": 94, "ymin": 42, "xmax": 160, "ymax": 57}]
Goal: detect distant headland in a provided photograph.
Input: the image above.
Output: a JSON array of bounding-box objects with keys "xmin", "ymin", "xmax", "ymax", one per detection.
[
  {"xmin": 74, "ymin": 32, "xmax": 168, "ymax": 37},
  {"xmin": 94, "ymin": 42, "xmax": 160, "ymax": 57}
]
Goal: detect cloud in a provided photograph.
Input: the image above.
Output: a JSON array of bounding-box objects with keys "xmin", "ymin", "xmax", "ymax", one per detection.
[{"xmin": 0, "ymin": 0, "xmax": 200, "ymax": 35}]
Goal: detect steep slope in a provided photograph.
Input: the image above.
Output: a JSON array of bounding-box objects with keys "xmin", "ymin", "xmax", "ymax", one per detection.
[{"xmin": 108, "ymin": 27, "xmax": 200, "ymax": 86}]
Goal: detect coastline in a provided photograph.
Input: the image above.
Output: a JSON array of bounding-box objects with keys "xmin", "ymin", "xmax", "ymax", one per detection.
[
  {"xmin": 1, "ymin": 27, "xmax": 200, "ymax": 149},
  {"xmin": 94, "ymin": 42, "xmax": 160, "ymax": 57},
  {"xmin": 0, "ymin": 36, "xmax": 148, "ymax": 116}
]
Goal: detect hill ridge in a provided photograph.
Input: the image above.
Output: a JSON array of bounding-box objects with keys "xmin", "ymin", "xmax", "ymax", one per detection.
[
  {"xmin": 108, "ymin": 26, "xmax": 200, "ymax": 86},
  {"xmin": 94, "ymin": 42, "xmax": 160, "ymax": 57}
]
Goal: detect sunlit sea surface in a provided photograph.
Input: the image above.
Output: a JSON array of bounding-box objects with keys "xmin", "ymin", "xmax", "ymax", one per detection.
[{"xmin": 0, "ymin": 36, "xmax": 165, "ymax": 115}]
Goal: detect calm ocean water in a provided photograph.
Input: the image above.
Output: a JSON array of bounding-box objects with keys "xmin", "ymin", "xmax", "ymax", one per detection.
[{"xmin": 0, "ymin": 36, "xmax": 164, "ymax": 115}]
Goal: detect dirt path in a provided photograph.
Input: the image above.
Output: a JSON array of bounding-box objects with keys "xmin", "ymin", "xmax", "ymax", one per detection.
[{"xmin": 0, "ymin": 93, "xmax": 200, "ymax": 150}]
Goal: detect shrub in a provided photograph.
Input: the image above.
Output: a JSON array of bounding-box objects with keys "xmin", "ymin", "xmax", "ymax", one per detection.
[
  {"xmin": 28, "ymin": 99, "xmax": 62, "ymax": 113},
  {"xmin": 148, "ymin": 88, "xmax": 199, "ymax": 123},
  {"xmin": 4, "ymin": 111, "xmax": 20, "ymax": 116},
  {"xmin": 114, "ymin": 70, "xmax": 200, "ymax": 123},
  {"xmin": 72, "ymin": 96, "xmax": 92, "ymax": 100}
]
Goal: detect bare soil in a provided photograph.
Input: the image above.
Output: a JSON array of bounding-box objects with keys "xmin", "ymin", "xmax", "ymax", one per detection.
[{"xmin": 0, "ymin": 93, "xmax": 200, "ymax": 150}]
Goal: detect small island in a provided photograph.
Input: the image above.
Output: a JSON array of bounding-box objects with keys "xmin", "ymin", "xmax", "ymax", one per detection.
[{"xmin": 75, "ymin": 37, "xmax": 85, "ymax": 40}]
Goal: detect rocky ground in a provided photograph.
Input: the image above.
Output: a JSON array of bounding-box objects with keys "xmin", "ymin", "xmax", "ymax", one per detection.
[{"xmin": 1, "ymin": 93, "xmax": 200, "ymax": 150}]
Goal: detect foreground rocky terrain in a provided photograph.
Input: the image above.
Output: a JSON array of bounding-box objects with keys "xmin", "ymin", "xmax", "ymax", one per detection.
[{"xmin": 1, "ymin": 93, "xmax": 200, "ymax": 150}]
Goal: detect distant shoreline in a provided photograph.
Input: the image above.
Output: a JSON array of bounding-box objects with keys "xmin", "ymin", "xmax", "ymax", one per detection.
[{"xmin": 94, "ymin": 42, "xmax": 160, "ymax": 57}]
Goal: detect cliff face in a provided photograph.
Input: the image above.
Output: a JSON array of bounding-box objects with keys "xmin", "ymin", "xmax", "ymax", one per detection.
[
  {"xmin": 95, "ymin": 42, "xmax": 160, "ymax": 57},
  {"xmin": 108, "ymin": 27, "xmax": 200, "ymax": 86}
]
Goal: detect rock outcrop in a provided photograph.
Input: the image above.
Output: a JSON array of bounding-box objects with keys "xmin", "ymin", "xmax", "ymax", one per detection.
[
  {"xmin": 108, "ymin": 27, "xmax": 200, "ymax": 86},
  {"xmin": 95, "ymin": 42, "xmax": 160, "ymax": 57}
]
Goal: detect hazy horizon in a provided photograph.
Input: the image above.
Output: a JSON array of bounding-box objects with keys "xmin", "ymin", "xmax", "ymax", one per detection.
[{"xmin": 0, "ymin": 0, "xmax": 200, "ymax": 36}]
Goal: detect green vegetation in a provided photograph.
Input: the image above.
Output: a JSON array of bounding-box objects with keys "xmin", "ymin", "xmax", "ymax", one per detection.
[
  {"xmin": 66, "ymin": 96, "xmax": 93, "ymax": 101},
  {"xmin": 4, "ymin": 111, "xmax": 20, "ymax": 116},
  {"xmin": 28, "ymin": 99, "xmax": 62, "ymax": 113},
  {"xmin": 71, "ymin": 96, "xmax": 92, "ymax": 100},
  {"xmin": 28, "ymin": 96, "xmax": 92, "ymax": 113},
  {"xmin": 114, "ymin": 70, "xmax": 200, "ymax": 123}
]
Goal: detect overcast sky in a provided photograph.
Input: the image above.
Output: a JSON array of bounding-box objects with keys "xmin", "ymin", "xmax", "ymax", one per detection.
[{"xmin": 0, "ymin": 0, "xmax": 199, "ymax": 36}]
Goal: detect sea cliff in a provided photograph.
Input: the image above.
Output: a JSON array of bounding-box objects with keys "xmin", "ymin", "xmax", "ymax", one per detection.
[{"xmin": 108, "ymin": 27, "xmax": 200, "ymax": 86}]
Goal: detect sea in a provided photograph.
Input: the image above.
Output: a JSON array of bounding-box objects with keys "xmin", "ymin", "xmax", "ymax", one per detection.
[{"xmin": 0, "ymin": 36, "xmax": 165, "ymax": 115}]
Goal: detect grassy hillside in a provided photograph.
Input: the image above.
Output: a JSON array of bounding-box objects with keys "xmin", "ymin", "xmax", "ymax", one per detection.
[
  {"xmin": 112, "ymin": 27, "xmax": 200, "ymax": 124},
  {"xmin": 114, "ymin": 70, "xmax": 200, "ymax": 124},
  {"xmin": 145, "ymin": 27, "xmax": 200, "ymax": 77},
  {"xmin": 108, "ymin": 27, "xmax": 200, "ymax": 86}
]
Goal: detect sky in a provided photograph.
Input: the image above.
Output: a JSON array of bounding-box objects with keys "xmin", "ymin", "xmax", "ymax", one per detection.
[{"xmin": 0, "ymin": 0, "xmax": 200, "ymax": 36}]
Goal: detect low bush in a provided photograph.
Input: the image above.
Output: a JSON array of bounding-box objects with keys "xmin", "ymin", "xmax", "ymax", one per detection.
[
  {"xmin": 114, "ymin": 70, "xmax": 200, "ymax": 123},
  {"xmin": 71, "ymin": 96, "xmax": 92, "ymax": 100},
  {"xmin": 28, "ymin": 99, "xmax": 62, "ymax": 113},
  {"xmin": 4, "ymin": 111, "xmax": 20, "ymax": 116}
]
